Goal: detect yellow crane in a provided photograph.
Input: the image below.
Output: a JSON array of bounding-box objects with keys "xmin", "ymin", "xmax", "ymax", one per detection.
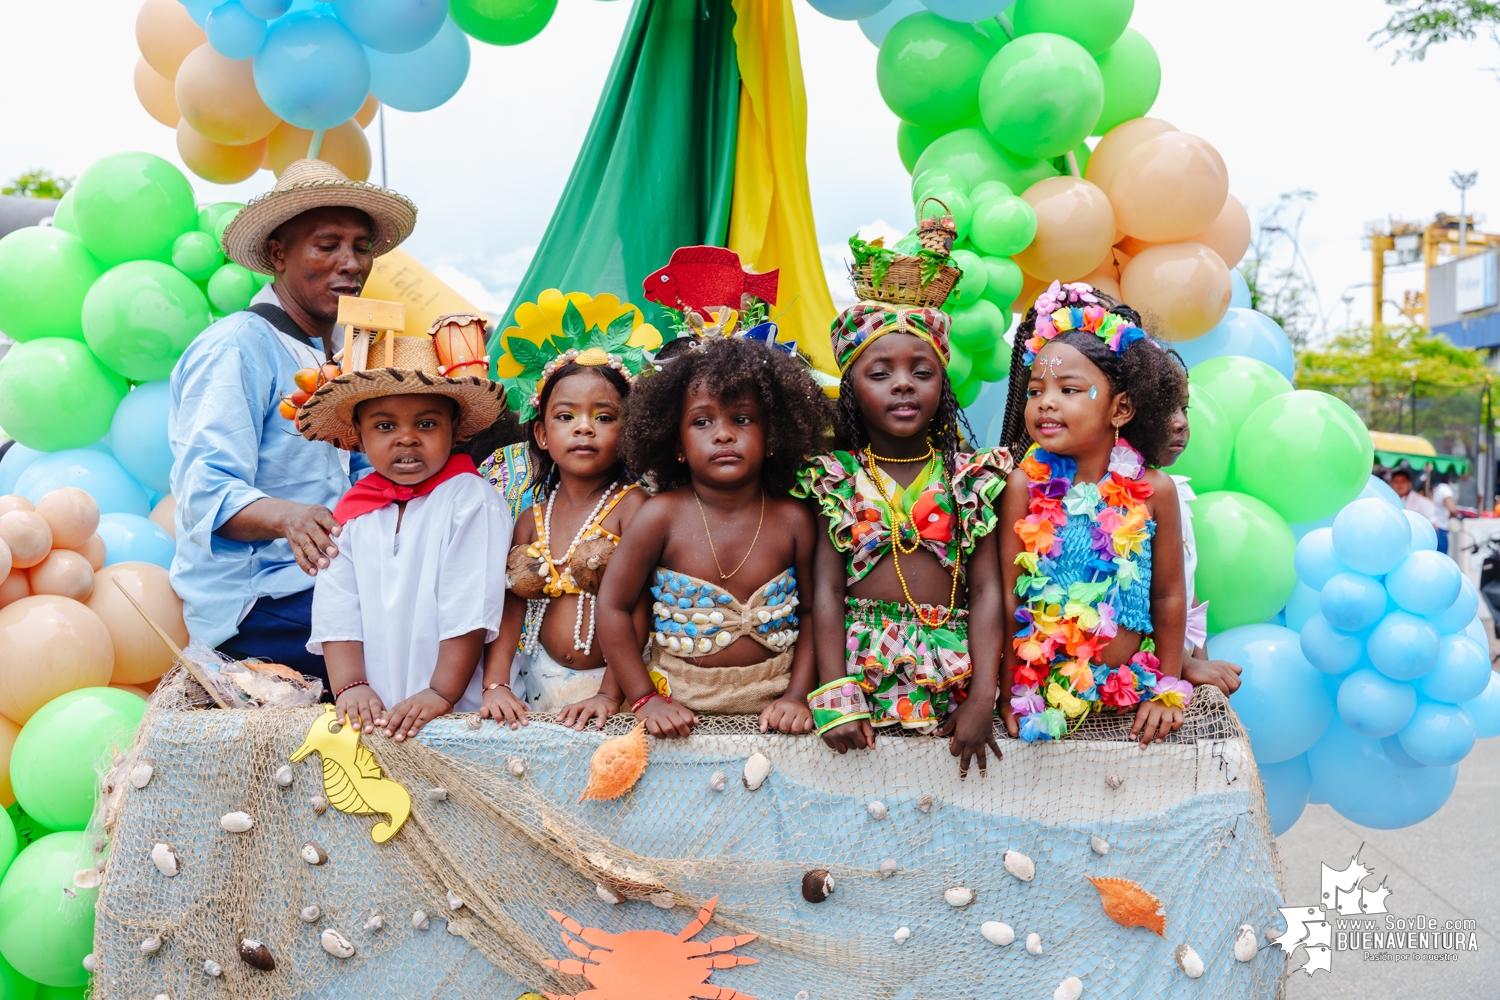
[{"xmin": 1365, "ymin": 214, "xmax": 1500, "ymax": 327}]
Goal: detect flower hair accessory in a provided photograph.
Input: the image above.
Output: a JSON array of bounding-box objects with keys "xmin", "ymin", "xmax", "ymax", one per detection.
[
  {"xmin": 525, "ymin": 347, "xmax": 637, "ymax": 420},
  {"xmin": 1023, "ymin": 281, "xmax": 1147, "ymax": 367}
]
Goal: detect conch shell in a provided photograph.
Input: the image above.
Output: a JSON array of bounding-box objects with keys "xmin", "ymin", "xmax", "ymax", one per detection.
[
  {"xmin": 1087, "ymin": 876, "xmax": 1166, "ymax": 936},
  {"xmin": 578, "ymin": 724, "xmax": 650, "ymax": 802}
]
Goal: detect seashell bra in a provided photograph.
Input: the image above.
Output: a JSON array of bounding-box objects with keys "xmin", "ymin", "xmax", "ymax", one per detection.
[{"xmin": 650, "ymin": 568, "xmax": 799, "ymax": 658}]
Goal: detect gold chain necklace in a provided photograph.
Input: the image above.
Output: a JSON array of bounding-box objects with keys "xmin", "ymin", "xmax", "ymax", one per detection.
[
  {"xmin": 866, "ymin": 442, "xmax": 936, "ymax": 464},
  {"xmin": 694, "ymin": 491, "xmax": 765, "ymax": 581},
  {"xmin": 863, "ymin": 446, "xmax": 959, "ymax": 627}
]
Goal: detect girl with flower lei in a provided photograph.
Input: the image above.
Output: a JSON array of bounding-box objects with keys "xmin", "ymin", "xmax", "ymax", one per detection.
[{"xmin": 997, "ymin": 282, "xmax": 1192, "ymax": 747}]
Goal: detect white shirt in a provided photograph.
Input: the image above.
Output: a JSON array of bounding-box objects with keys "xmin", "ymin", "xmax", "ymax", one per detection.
[
  {"xmin": 308, "ymin": 473, "xmax": 512, "ymax": 711},
  {"xmin": 1173, "ymin": 474, "xmax": 1209, "ymax": 649},
  {"xmin": 1431, "ymin": 483, "xmax": 1455, "ymax": 529},
  {"xmin": 1402, "ymin": 490, "xmax": 1436, "ymax": 526}
]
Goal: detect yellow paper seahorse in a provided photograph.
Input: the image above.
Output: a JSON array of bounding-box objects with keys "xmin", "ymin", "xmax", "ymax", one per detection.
[{"xmin": 289, "ymin": 706, "xmax": 411, "ymax": 844}]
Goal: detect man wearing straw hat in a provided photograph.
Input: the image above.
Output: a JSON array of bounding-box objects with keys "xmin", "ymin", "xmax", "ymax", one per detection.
[{"xmin": 168, "ymin": 159, "xmax": 417, "ymax": 687}]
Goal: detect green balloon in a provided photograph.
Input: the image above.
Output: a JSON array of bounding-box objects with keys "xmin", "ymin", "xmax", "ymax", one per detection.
[
  {"xmin": 0, "ymin": 833, "xmax": 97, "ymax": 987},
  {"xmin": 0, "ymin": 811, "xmax": 17, "ymax": 887},
  {"xmin": 0, "ymin": 952, "xmax": 36, "ymax": 1000},
  {"xmin": 969, "ymin": 179, "xmax": 1014, "ymax": 203},
  {"xmin": 34, "ymin": 985, "xmax": 85, "ymax": 1000},
  {"xmin": 973, "ymin": 331, "xmax": 1013, "ymax": 382},
  {"xmin": 920, "ymin": 188, "xmax": 972, "ymax": 242},
  {"xmin": 252, "ymin": 269, "xmax": 273, "ymax": 289},
  {"xmin": 207, "ymin": 261, "xmax": 259, "ymax": 314},
  {"xmin": 981, "ymin": 255, "xmax": 1025, "ymax": 309},
  {"xmin": 898, "ymin": 121, "xmax": 951, "ymax": 174},
  {"xmin": 1170, "ymin": 383, "xmax": 1232, "ymax": 492},
  {"xmin": 913, "ymin": 166, "xmax": 967, "ymax": 202},
  {"xmin": 1093, "ymin": 28, "xmax": 1161, "ymax": 135},
  {"xmin": 955, "ymin": 374, "xmax": 983, "ymax": 407},
  {"xmin": 50, "ymin": 192, "xmax": 76, "ymax": 236},
  {"xmin": 979, "ymin": 32, "xmax": 1105, "ymax": 160},
  {"xmin": 1187, "ymin": 356, "xmax": 1293, "ymax": 434},
  {"xmin": 70, "ymin": 152, "xmax": 196, "ymax": 267},
  {"xmin": 171, "ymin": 231, "xmax": 224, "ymax": 282},
  {"xmin": 947, "ymin": 249, "xmax": 989, "ymax": 307},
  {"xmin": 1231, "ymin": 390, "xmax": 1373, "ymax": 524},
  {"xmin": 82, "ymin": 261, "xmax": 211, "ymax": 382},
  {"xmin": 877, "ymin": 14, "xmax": 996, "ymax": 129},
  {"xmin": 970, "ymin": 193, "xmax": 1038, "ymax": 257},
  {"xmin": 947, "ymin": 343, "xmax": 974, "ymax": 385},
  {"xmin": 1191, "ymin": 490, "xmax": 1297, "ymax": 633},
  {"xmin": 12, "ymin": 689, "xmax": 146, "ymax": 832},
  {"xmin": 0, "ymin": 339, "xmax": 127, "ymax": 451},
  {"xmin": 196, "ymin": 201, "xmax": 243, "ymax": 239},
  {"xmin": 914, "ymin": 127, "xmax": 1057, "ymax": 195},
  {"xmin": 1013, "ymin": 0, "xmax": 1134, "ymax": 56},
  {"xmin": 3, "ymin": 806, "xmax": 52, "ymax": 852},
  {"xmin": 0, "ymin": 229, "xmax": 102, "ymax": 344},
  {"xmin": 449, "ymin": 0, "xmax": 557, "ymax": 46},
  {"xmin": 949, "ymin": 298, "xmax": 1005, "ymax": 352}
]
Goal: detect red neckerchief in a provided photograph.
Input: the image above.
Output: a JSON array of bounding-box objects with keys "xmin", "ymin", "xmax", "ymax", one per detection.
[{"xmin": 333, "ymin": 453, "xmax": 479, "ymax": 524}]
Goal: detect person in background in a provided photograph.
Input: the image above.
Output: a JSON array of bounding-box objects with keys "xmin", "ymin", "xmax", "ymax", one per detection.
[
  {"xmin": 1389, "ymin": 466, "xmax": 1436, "ymax": 528},
  {"xmin": 1430, "ymin": 471, "xmax": 1457, "ymax": 554}
]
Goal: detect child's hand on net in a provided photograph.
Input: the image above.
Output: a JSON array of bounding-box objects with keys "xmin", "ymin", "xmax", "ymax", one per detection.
[
  {"xmin": 1130, "ymin": 701, "xmax": 1184, "ymax": 747},
  {"xmin": 635, "ymin": 696, "xmax": 697, "ymax": 738},
  {"xmin": 558, "ymin": 693, "xmax": 619, "ymax": 731},
  {"xmin": 759, "ymin": 696, "xmax": 814, "ymax": 735},
  {"xmin": 382, "ymin": 688, "xmax": 453, "ymax": 742},
  {"xmin": 937, "ymin": 699, "xmax": 1003, "ymax": 779},
  {"xmin": 821, "ymin": 718, "xmax": 875, "ymax": 754},
  {"xmin": 479, "ymin": 684, "xmax": 529, "ymax": 730},
  {"xmin": 1183, "ymin": 656, "xmax": 1242, "ymax": 695},
  {"xmin": 337, "ymin": 684, "xmax": 386, "ymax": 735}
]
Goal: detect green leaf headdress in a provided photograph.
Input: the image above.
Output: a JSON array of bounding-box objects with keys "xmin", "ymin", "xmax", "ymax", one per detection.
[{"xmin": 502, "ymin": 300, "xmax": 649, "ymax": 421}]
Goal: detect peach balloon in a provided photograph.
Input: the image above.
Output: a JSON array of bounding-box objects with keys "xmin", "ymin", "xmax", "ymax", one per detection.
[
  {"xmin": 1120, "ymin": 242, "xmax": 1233, "ymax": 341},
  {"xmin": 177, "ymin": 120, "xmax": 267, "ymax": 184},
  {"xmin": 0, "ymin": 511, "xmax": 51, "ymax": 569},
  {"xmin": 1084, "ymin": 117, "xmax": 1176, "ymax": 196},
  {"xmin": 0, "ymin": 715, "xmax": 18, "ymax": 805},
  {"xmin": 174, "ymin": 44, "xmax": 278, "ymax": 146},
  {"xmin": 0, "ymin": 540, "xmax": 9, "ymax": 583},
  {"xmin": 135, "ymin": 57, "xmax": 181, "ymax": 128},
  {"xmin": 1109, "ymin": 132, "xmax": 1229, "ymax": 244},
  {"xmin": 87, "ymin": 563, "xmax": 187, "ymax": 686},
  {"xmin": 1114, "ymin": 235, "xmax": 1156, "ymax": 257},
  {"xmin": 267, "ymin": 120, "xmax": 371, "ymax": 181},
  {"xmin": 74, "ymin": 534, "xmax": 107, "ymax": 572},
  {"xmin": 1188, "ymin": 193, "xmax": 1251, "ymax": 269},
  {"xmin": 355, "ymin": 95, "xmax": 380, "ymax": 128},
  {"xmin": 0, "ymin": 569, "xmax": 28, "ymax": 611},
  {"xmin": 111, "ymin": 684, "xmax": 152, "ymax": 701},
  {"xmin": 36, "ymin": 487, "xmax": 99, "ymax": 551},
  {"xmin": 1016, "ymin": 272, "xmax": 1050, "ymax": 318},
  {"xmin": 149, "ymin": 496, "xmax": 177, "ymax": 539},
  {"xmin": 0, "ymin": 596, "xmax": 115, "ymax": 723},
  {"xmin": 0, "ymin": 497, "xmax": 34, "ymax": 516},
  {"xmin": 28, "ymin": 550, "xmax": 95, "ymax": 603},
  {"xmin": 1013, "ymin": 177, "xmax": 1117, "ymax": 283},
  {"xmin": 135, "ymin": 0, "xmax": 206, "ymax": 80}
]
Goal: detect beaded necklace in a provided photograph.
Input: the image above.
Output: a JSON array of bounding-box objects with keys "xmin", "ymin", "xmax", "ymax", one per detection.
[
  {"xmin": 523, "ymin": 480, "xmax": 621, "ymax": 657},
  {"xmin": 861, "ymin": 444, "xmax": 959, "ymax": 626}
]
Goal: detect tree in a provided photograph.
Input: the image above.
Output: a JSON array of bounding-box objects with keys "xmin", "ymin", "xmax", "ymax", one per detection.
[
  {"xmin": 1, "ymin": 170, "xmax": 72, "ymax": 199},
  {"xmin": 1239, "ymin": 191, "xmax": 1322, "ymax": 349},
  {"xmin": 1373, "ymin": 1, "xmax": 1500, "ymax": 61}
]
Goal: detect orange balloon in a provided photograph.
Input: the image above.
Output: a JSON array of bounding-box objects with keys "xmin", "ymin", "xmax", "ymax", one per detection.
[
  {"xmin": 74, "ymin": 534, "xmax": 107, "ymax": 572},
  {"xmin": 1085, "ymin": 117, "xmax": 1176, "ymax": 197},
  {"xmin": 1114, "ymin": 235, "xmax": 1155, "ymax": 257},
  {"xmin": 267, "ymin": 120, "xmax": 371, "ymax": 181},
  {"xmin": 0, "ymin": 715, "xmax": 18, "ymax": 806},
  {"xmin": 177, "ymin": 120, "xmax": 267, "ymax": 184},
  {"xmin": 1189, "ymin": 193, "xmax": 1251, "ymax": 269},
  {"xmin": 136, "ymin": 0, "xmax": 206, "ymax": 81},
  {"xmin": 36, "ymin": 487, "xmax": 99, "ymax": 551},
  {"xmin": 174, "ymin": 44, "xmax": 279, "ymax": 146},
  {"xmin": 1109, "ymin": 132, "xmax": 1229, "ymax": 243},
  {"xmin": 0, "ymin": 569, "xmax": 28, "ymax": 611},
  {"xmin": 1013, "ymin": 177, "xmax": 1117, "ymax": 283},
  {"xmin": 355, "ymin": 95, "xmax": 380, "ymax": 128},
  {"xmin": 0, "ymin": 511, "xmax": 51, "ymax": 569},
  {"xmin": 1120, "ymin": 241, "xmax": 1232, "ymax": 341},
  {"xmin": 0, "ymin": 497, "xmax": 34, "ymax": 516},
  {"xmin": 149, "ymin": 496, "xmax": 177, "ymax": 539},
  {"xmin": 135, "ymin": 57, "xmax": 180, "ymax": 128},
  {"xmin": 1016, "ymin": 272, "xmax": 1050, "ymax": 319},
  {"xmin": 0, "ymin": 596, "xmax": 114, "ymax": 723},
  {"xmin": 87, "ymin": 563, "xmax": 187, "ymax": 686},
  {"xmin": 28, "ymin": 551, "xmax": 95, "ymax": 603},
  {"xmin": 1083, "ymin": 270, "xmax": 1123, "ymax": 301},
  {"xmin": 111, "ymin": 684, "xmax": 152, "ymax": 700}
]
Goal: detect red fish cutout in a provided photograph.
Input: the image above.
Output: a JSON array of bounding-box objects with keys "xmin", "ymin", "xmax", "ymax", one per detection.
[{"xmin": 643, "ymin": 246, "xmax": 779, "ymax": 315}]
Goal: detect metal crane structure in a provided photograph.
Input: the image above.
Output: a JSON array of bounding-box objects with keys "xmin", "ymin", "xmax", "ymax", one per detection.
[{"xmin": 1363, "ymin": 213, "xmax": 1500, "ymax": 329}]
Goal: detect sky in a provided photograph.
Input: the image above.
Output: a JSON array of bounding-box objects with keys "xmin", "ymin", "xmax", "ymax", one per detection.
[{"xmin": 4, "ymin": 0, "xmax": 1500, "ymax": 339}]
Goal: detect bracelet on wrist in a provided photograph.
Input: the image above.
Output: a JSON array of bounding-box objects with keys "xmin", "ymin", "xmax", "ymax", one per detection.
[
  {"xmin": 335, "ymin": 679, "xmax": 370, "ymax": 699},
  {"xmin": 631, "ymin": 692, "xmax": 669, "ymax": 713},
  {"xmin": 485, "ymin": 681, "xmax": 509, "ymax": 691},
  {"xmin": 807, "ymin": 677, "xmax": 873, "ymax": 737}
]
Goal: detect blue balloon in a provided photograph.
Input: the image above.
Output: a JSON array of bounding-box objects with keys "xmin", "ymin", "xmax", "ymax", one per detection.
[
  {"xmin": 1211, "ymin": 624, "xmax": 1333, "ymax": 763},
  {"xmin": 1299, "ymin": 613, "xmax": 1364, "ymax": 675},
  {"xmin": 367, "ymin": 18, "xmax": 470, "ymax": 113},
  {"xmin": 1284, "ymin": 581, "xmax": 1321, "ymax": 632},
  {"xmin": 254, "ymin": 12, "xmax": 370, "ymax": 130},
  {"xmin": 1229, "ymin": 268, "xmax": 1251, "ymax": 308},
  {"xmin": 13, "ymin": 450, "xmax": 150, "ymax": 517},
  {"xmin": 96, "ymin": 513, "xmax": 175, "ymax": 569},
  {"xmin": 1396, "ymin": 701, "xmax": 1475, "ymax": 767},
  {"xmin": 206, "ymin": 1, "xmax": 268, "ymax": 59},
  {"xmin": 1172, "ymin": 308, "xmax": 1295, "ymax": 381},
  {"xmin": 334, "ymin": 0, "xmax": 446, "ymax": 53},
  {"xmin": 1306, "ymin": 716, "xmax": 1457, "ymax": 828},
  {"xmin": 1384, "ymin": 549, "xmax": 1462, "ymax": 616},
  {"xmin": 859, "ymin": 0, "xmax": 924, "ymax": 46},
  {"xmin": 1293, "ymin": 527, "xmax": 1348, "ymax": 590},
  {"xmin": 920, "ymin": 0, "xmax": 1015, "ymax": 21},
  {"xmin": 1462, "ymin": 613, "xmax": 1488, "ymax": 648},
  {"xmin": 1357, "ymin": 474, "xmax": 1403, "ymax": 510},
  {"xmin": 1415, "ymin": 634, "xmax": 1490, "ymax": 704},
  {"xmin": 1461, "ymin": 672, "xmax": 1500, "ymax": 738},
  {"xmin": 1428, "ymin": 574, "xmax": 1480, "ymax": 635},
  {"xmin": 0, "ymin": 443, "xmax": 42, "ymax": 496},
  {"xmin": 1320, "ymin": 572, "xmax": 1388, "ymax": 632},
  {"xmin": 1289, "ymin": 512, "xmax": 1335, "ymax": 542},
  {"xmin": 1367, "ymin": 610, "xmax": 1440, "ymax": 681},
  {"xmin": 242, "ymin": 0, "xmax": 292, "ymax": 16},
  {"xmin": 186, "ymin": 3, "xmax": 210, "ymax": 26},
  {"xmin": 1337, "ymin": 667, "xmax": 1416, "ymax": 738},
  {"xmin": 1379, "ymin": 734, "xmax": 1426, "ymax": 768},
  {"xmin": 109, "ymin": 382, "xmax": 173, "ymax": 495},
  {"xmin": 1403, "ymin": 509, "xmax": 1437, "ymax": 551},
  {"xmin": 1332, "ymin": 497, "xmax": 1411, "ymax": 576},
  {"xmin": 1259, "ymin": 754, "xmax": 1312, "ymax": 835},
  {"xmin": 806, "ymin": 0, "xmax": 894, "ymax": 19}
]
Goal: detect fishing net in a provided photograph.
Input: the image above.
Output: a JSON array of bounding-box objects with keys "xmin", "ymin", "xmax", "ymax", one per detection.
[{"xmin": 91, "ymin": 671, "xmax": 1285, "ymax": 999}]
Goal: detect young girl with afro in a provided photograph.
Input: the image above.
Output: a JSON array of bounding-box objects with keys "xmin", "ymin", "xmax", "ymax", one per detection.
[
  {"xmin": 594, "ymin": 333, "xmax": 833, "ymax": 737},
  {"xmin": 795, "ymin": 303, "xmax": 1011, "ymax": 777},
  {"xmin": 997, "ymin": 281, "xmax": 1193, "ymax": 748}
]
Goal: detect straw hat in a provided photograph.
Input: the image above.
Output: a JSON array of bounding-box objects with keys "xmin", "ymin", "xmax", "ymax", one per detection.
[
  {"xmin": 295, "ymin": 334, "xmax": 504, "ymax": 452},
  {"xmin": 223, "ymin": 159, "xmax": 417, "ymax": 274}
]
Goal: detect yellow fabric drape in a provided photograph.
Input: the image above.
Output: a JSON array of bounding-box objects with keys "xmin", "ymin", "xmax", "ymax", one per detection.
[{"xmin": 729, "ymin": 0, "xmax": 838, "ymax": 376}]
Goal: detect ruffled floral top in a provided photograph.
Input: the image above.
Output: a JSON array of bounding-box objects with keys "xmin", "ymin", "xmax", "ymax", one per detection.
[{"xmin": 793, "ymin": 448, "xmax": 1012, "ymax": 586}]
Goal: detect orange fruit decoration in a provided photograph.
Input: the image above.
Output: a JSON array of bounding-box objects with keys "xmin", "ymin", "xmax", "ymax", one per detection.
[
  {"xmin": 1087, "ymin": 876, "xmax": 1166, "ymax": 936},
  {"xmin": 578, "ymin": 724, "xmax": 650, "ymax": 803}
]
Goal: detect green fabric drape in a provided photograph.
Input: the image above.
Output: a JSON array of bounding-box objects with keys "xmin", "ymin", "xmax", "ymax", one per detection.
[{"xmin": 490, "ymin": 0, "xmax": 741, "ymax": 359}]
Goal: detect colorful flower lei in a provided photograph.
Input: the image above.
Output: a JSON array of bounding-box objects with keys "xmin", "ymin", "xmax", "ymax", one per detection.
[
  {"xmin": 1010, "ymin": 440, "xmax": 1192, "ymax": 742},
  {"xmin": 1022, "ymin": 280, "xmax": 1148, "ymax": 367}
]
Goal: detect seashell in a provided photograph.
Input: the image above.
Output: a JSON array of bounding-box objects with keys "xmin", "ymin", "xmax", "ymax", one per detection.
[
  {"xmin": 1003, "ymin": 849, "xmax": 1036, "ymax": 882},
  {"xmin": 154, "ymin": 994, "xmax": 170, "ymax": 1000},
  {"xmin": 73, "ymin": 868, "xmax": 101, "ymax": 890},
  {"xmin": 447, "ymin": 917, "xmax": 474, "ymax": 936},
  {"xmin": 140, "ymin": 935, "xmax": 162, "ymax": 955},
  {"xmin": 867, "ymin": 800, "xmax": 888, "ymax": 820},
  {"xmin": 667, "ymin": 636, "xmax": 682, "ymax": 653},
  {"xmin": 426, "ymin": 787, "xmax": 448, "ymax": 802},
  {"xmin": 239, "ymin": 938, "xmax": 275, "ymax": 971},
  {"xmin": 715, "ymin": 631, "xmax": 733, "ymax": 647},
  {"xmin": 1104, "ymin": 774, "xmax": 1125, "ymax": 790},
  {"xmin": 1026, "ymin": 932, "xmax": 1043, "ymax": 955},
  {"xmin": 879, "ymin": 859, "xmax": 898, "ymax": 877},
  {"xmin": 150, "ymin": 842, "xmax": 178, "ymax": 877},
  {"xmin": 757, "ymin": 609, "xmax": 772, "ymax": 623},
  {"xmin": 300, "ymin": 841, "xmax": 328, "ymax": 866},
  {"xmin": 578, "ymin": 725, "xmax": 649, "ymax": 803},
  {"xmin": 363, "ymin": 912, "xmax": 384, "ymax": 932},
  {"xmin": 1090, "ymin": 835, "xmax": 1109, "ymax": 856},
  {"xmin": 411, "ymin": 910, "xmax": 430, "ymax": 931},
  {"xmin": 1054, "ymin": 976, "xmax": 1083, "ymax": 1000},
  {"xmin": 309, "ymin": 794, "xmax": 328, "ymax": 814},
  {"xmin": 709, "ymin": 611, "xmax": 724, "ymax": 625},
  {"xmin": 1175, "ymin": 943, "xmax": 1204, "ymax": 979},
  {"xmin": 114, "ymin": 752, "xmax": 127, "ymax": 767},
  {"xmin": 130, "ymin": 764, "xmax": 154, "ymax": 789},
  {"xmin": 1087, "ymin": 876, "xmax": 1165, "ymax": 936},
  {"xmin": 916, "ymin": 794, "xmax": 934, "ymax": 813},
  {"xmin": 893, "ymin": 926, "xmax": 911, "ymax": 945},
  {"xmin": 709, "ymin": 770, "xmax": 727, "ymax": 792},
  {"xmin": 220, "ymin": 811, "xmax": 254, "ymax": 833},
  {"xmin": 648, "ymin": 891, "xmax": 677, "ymax": 909},
  {"xmin": 300, "ymin": 904, "xmax": 321, "ymax": 923},
  {"xmin": 95, "ymin": 857, "xmax": 108, "ymax": 872},
  {"xmin": 595, "ymin": 883, "xmax": 623, "ymax": 906},
  {"xmin": 320, "ymin": 928, "xmax": 355, "ymax": 959},
  {"xmin": 944, "ymin": 886, "xmax": 974, "ymax": 908},
  {"xmin": 801, "ymin": 869, "xmax": 835, "ymax": 903},
  {"xmin": 465, "ymin": 714, "xmax": 483, "ymax": 730},
  {"xmin": 742, "ymin": 751, "xmax": 771, "ymax": 791},
  {"xmin": 1234, "ymin": 924, "xmax": 1258, "ymax": 963},
  {"xmin": 204, "ymin": 959, "xmax": 223, "ymax": 977},
  {"xmin": 672, "ymin": 611, "xmax": 689, "ymax": 624},
  {"xmin": 795, "ymin": 992, "xmax": 810, "ymax": 1000},
  {"xmin": 82, "ymin": 953, "xmax": 96, "ymax": 972},
  {"xmin": 447, "ymin": 890, "xmax": 465, "ymax": 911},
  {"xmin": 692, "ymin": 612, "xmax": 710, "ymax": 624},
  {"xmin": 697, "ymin": 638, "xmax": 712, "ymax": 654},
  {"xmin": 509, "ymin": 757, "xmax": 526, "ymax": 777},
  {"xmin": 980, "ymin": 921, "xmax": 1015, "ymax": 946},
  {"xmin": 93, "ymin": 836, "xmax": 108, "ymax": 855},
  {"xmin": 274, "ymin": 765, "xmax": 294, "ymax": 787}
]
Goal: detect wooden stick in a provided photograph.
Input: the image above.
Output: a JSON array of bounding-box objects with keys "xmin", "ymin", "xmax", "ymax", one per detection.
[{"xmin": 112, "ymin": 579, "xmax": 232, "ymax": 709}]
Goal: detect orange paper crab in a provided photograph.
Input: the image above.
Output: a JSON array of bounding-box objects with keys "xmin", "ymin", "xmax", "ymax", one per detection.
[{"xmin": 542, "ymin": 895, "xmax": 757, "ymax": 1000}]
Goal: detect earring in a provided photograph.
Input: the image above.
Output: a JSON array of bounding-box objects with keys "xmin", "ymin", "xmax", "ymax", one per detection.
[{"xmin": 1114, "ymin": 426, "xmax": 1119, "ymax": 446}]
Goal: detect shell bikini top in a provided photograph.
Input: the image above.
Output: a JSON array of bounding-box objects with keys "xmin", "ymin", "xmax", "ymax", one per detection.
[
  {"xmin": 505, "ymin": 485, "xmax": 639, "ymax": 600},
  {"xmin": 650, "ymin": 568, "xmax": 800, "ymax": 658}
]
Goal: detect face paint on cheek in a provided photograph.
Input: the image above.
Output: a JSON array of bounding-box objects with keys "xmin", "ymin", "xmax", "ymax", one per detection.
[{"xmin": 1089, "ymin": 385, "xmax": 1097, "ymax": 400}]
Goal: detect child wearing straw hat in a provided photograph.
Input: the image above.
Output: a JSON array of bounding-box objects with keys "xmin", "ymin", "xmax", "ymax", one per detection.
[{"xmin": 297, "ymin": 330, "xmax": 513, "ymax": 741}]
